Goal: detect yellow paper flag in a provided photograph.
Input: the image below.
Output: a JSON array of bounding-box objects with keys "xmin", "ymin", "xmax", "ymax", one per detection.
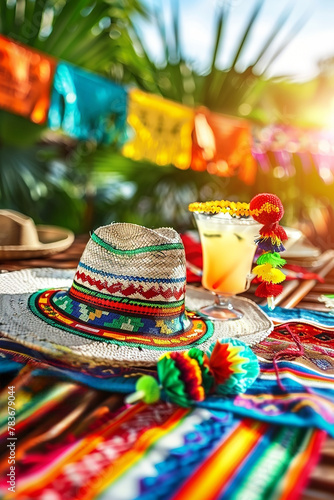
[{"xmin": 122, "ymin": 89, "xmax": 194, "ymax": 169}]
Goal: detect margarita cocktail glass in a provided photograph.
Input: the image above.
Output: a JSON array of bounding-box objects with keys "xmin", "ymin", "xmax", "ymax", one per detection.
[{"xmin": 192, "ymin": 210, "xmax": 261, "ymax": 321}]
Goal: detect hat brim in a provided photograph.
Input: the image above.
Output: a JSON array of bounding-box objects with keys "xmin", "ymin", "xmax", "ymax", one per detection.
[
  {"xmin": 0, "ymin": 268, "xmax": 273, "ymax": 367},
  {"xmin": 0, "ymin": 225, "xmax": 74, "ymax": 260}
]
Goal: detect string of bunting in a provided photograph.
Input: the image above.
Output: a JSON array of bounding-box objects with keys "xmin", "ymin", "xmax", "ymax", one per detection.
[
  {"xmin": 252, "ymin": 125, "xmax": 334, "ymax": 183},
  {"xmin": 0, "ymin": 35, "xmax": 256, "ymax": 183},
  {"xmin": 2, "ymin": 35, "xmax": 333, "ymax": 184}
]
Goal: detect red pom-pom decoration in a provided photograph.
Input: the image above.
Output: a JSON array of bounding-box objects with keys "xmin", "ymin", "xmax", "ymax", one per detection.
[
  {"xmin": 255, "ymin": 281, "xmax": 283, "ymax": 298},
  {"xmin": 251, "ymin": 193, "xmax": 287, "ymax": 310},
  {"xmin": 250, "ymin": 193, "xmax": 284, "ymax": 224},
  {"xmin": 259, "ymin": 222, "xmax": 288, "ymax": 241}
]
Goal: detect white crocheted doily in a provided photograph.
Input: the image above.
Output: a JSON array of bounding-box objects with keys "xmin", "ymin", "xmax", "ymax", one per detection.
[{"xmin": 0, "ymin": 269, "xmax": 273, "ymax": 367}]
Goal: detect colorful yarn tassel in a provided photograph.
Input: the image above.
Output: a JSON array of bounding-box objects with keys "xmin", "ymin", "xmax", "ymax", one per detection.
[
  {"xmin": 255, "ymin": 237, "xmax": 285, "ymax": 253},
  {"xmin": 255, "ymin": 281, "xmax": 283, "ymax": 298},
  {"xmin": 256, "ymin": 252, "xmax": 286, "ymax": 267},
  {"xmin": 259, "ymin": 222, "xmax": 288, "ymax": 241},
  {"xmin": 252, "ymin": 263, "xmax": 286, "ymax": 284},
  {"xmin": 250, "ymin": 193, "xmax": 288, "ymax": 310},
  {"xmin": 126, "ymin": 339, "xmax": 259, "ymax": 407}
]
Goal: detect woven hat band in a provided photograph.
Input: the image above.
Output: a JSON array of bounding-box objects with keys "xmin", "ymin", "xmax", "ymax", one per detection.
[
  {"xmin": 69, "ymin": 281, "xmax": 185, "ymax": 318},
  {"xmin": 91, "ymin": 232, "xmax": 184, "ymax": 256},
  {"xmin": 32, "ymin": 289, "xmax": 195, "ymax": 339}
]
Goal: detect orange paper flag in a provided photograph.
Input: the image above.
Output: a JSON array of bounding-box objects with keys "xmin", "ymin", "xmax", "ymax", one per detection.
[
  {"xmin": 0, "ymin": 36, "xmax": 56, "ymax": 124},
  {"xmin": 123, "ymin": 89, "xmax": 194, "ymax": 169},
  {"xmin": 191, "ymin": 107, "xmax": 256, "ymax": 185}
]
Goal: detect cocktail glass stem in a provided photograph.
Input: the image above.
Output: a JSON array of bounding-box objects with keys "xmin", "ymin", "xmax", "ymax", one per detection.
[{"xmin": 200, "ymin": 293, "xmax": 243, "ymax": 321}]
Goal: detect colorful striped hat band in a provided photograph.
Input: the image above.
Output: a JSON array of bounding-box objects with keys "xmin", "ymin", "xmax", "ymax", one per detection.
[{"xmin": 29, "ymin": 223, "xmax": 212, "ymax": 350}]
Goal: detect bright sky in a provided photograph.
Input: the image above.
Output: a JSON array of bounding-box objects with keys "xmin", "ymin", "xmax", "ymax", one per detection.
[{"xmin": 137, "ymin": 0, "xmax": 334, "ymax": 81}]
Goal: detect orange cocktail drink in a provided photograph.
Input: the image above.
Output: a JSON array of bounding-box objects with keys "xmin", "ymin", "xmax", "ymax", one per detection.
[
  {"xmin": 194, "ymin": 213, "xmax": 261, "ymax": 296},
  {"xmin": 189, "ymin": 199, "xmax": 261, "ymax": 320},
  {"xmin": 189, "ymin": 195, "xmax": 286, "ymax": 320}
]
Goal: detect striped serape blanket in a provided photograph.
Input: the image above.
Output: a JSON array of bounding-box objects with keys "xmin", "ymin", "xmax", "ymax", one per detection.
[
  {"xmin": 0, "ymin": 370, "xmax": 325, "ymax": 500},
  {"xmin": 1, "ymin": 318, "xmax": 334, "ymax": 437}
]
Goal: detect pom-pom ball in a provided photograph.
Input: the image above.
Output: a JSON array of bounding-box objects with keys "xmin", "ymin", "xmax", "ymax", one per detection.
[
  {"xmin": 250, "ymin": 193, "xmax": 284, "ymax": 225},
  {"xmin": 207, "ymin": 338, "xmax": 260, "ymax": 395},
  {"xmin": 127, "ymin": 339, "xmax": 260, "ymax": 407},
  {"xmin": 157, "ymin": 350, "xmax": 213, "ymax": 407}
]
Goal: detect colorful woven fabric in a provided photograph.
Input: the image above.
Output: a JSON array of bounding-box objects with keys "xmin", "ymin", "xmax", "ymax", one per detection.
[
  {"xmin": 0, "ymin": 375, "xmax": 81, "ymax": 444},
  {"xmin": 200, "ymin": 378, "xmax": 334, "ymax": 436},
  {"xmin": 48, "ymin": 62, "xmax": 127, "ymax": 143},
  {"xmin": 96, "ymin": 417, "xmax": 324, "ymax": 500},
  {"xmin": 170, "ymin": 422, "xmax": 325, "ymax": 500},
  {"xmin": 0, "ymin": 333, "xmax": 145, "ymax": 393},
  {"xmin": 0, "ymin": 35, "xmax": 56, "ymax": 124},
  {"xmin": 0, "ymin": 356, "xmax": 22, "ymax": 374},
  {"xmin": 261, "ymin": 321, "xmax": 334, "ymax": 352},
  {"xmin": 216, "ymin": 426, "xmax": 325, "ymax": 500},
  {"xmin": 197, "ymin": 321, "xmax": 334, "ymax": 436},
  {"xmin": 7, "ymin": 401, "xmax": 192, "ymax": 499},
  {"xmin": 254, "ymin": 321, "xmax": 334, "ymax": 388},
  {"xmin": 261, "ymin": 304, "xmax": 334, "ymax": 327},
  {"xmin": 0, "ymin": 364, "xmax": 326, "ymax": 500},
  {"xmin": 0, "ymin": 399, "xmax": 324, "ymax": 500},
  {"xmin": 131, "ymin": 411, "xmax": 234, "ymax": 500},
  {"xmin": 122, "ymin": 89, "xmax": 194, "ymax": 169},
  {"xmin": 0, "ymin": 390, "xmax": 117, "ymax": 497}
]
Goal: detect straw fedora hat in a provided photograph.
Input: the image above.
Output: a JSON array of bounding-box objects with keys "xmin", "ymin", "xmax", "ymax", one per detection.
[
  {"xmin": 0, "ymin": 210, "xmax": 74, "ymax": 260},
  {"xmin": 0, "ymin": 222, "xmax": 272, "ymax": 367}
]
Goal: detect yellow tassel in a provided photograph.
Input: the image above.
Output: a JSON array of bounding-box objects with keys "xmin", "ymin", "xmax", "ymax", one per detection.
[
  {"xmin": 252, "ymin": 263, "xmax": 285, "ymax": 284},
  {"xmin": 252, "ymin": 263, "xmax": 271, "ymax": 277},
  {"xmin": 269, "ymin": 268, "xmax": 286, "ymax": 284}
]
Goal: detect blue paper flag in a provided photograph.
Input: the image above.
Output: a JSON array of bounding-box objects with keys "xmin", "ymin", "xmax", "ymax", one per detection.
[{"xmin": 48, "ymin": 62, "xmax": 128, "ymax": 144}]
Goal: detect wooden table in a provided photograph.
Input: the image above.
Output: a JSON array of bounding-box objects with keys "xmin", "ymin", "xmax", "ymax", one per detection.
[{"xmin": 1, "ymin": 237, "xmax": 334, "ymax": 499}]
